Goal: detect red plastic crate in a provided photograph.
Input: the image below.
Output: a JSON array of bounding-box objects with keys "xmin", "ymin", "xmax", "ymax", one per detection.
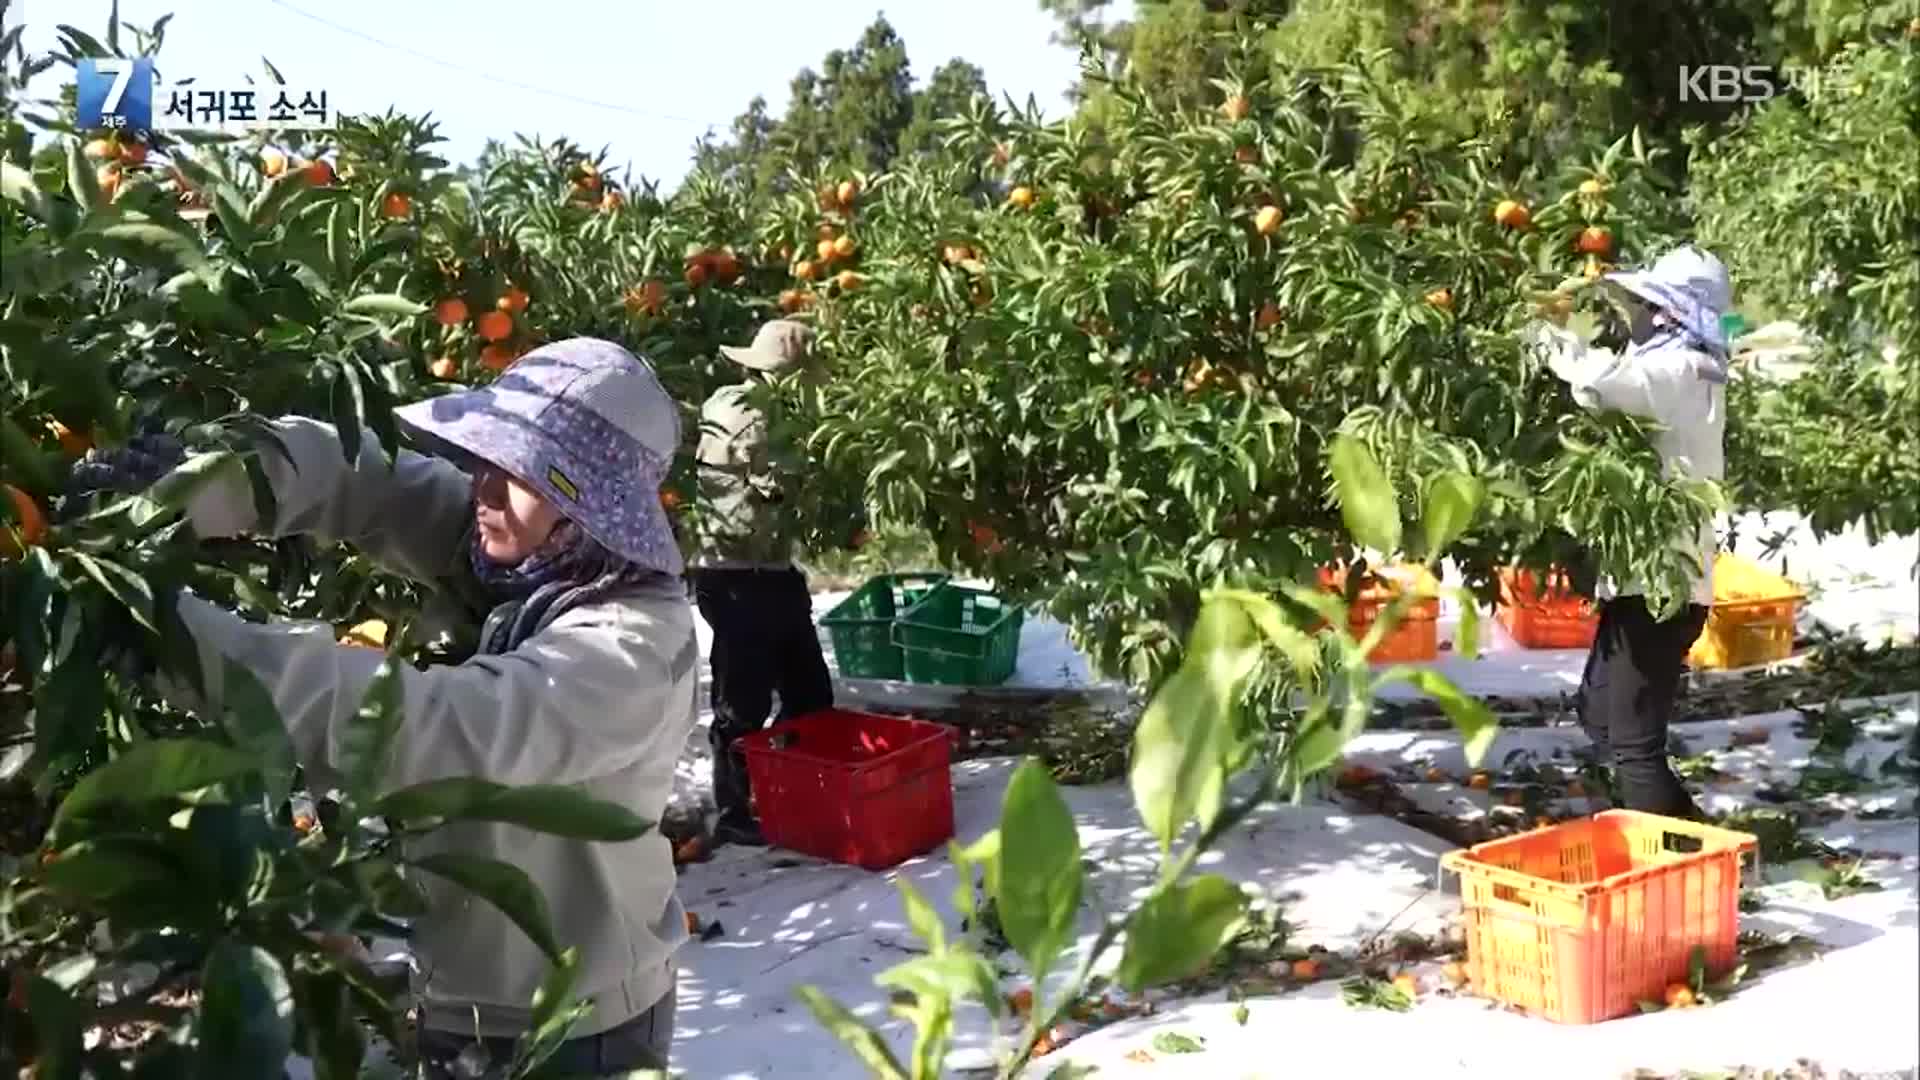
[
  {"xmin": 1497, "ymin": 567, "xmax": 1600, "ymax": 649},
  {"xmin": 736, "ymin": 709, "xmax": 955, "ymax": 871}
]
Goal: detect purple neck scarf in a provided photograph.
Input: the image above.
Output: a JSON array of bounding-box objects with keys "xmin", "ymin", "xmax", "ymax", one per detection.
[{"xmin": 467, "ymin": 521, "xmax": 672, "ymax": 654}]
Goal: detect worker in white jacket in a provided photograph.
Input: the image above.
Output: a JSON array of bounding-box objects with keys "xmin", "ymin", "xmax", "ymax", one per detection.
[
  {"xmin": 76, "ymin": 339, "xmax": 699, "ymax": 1077},
  {"xmin": 1525, "ymin": 245, "xmax": 1731, "ymax": 820}
]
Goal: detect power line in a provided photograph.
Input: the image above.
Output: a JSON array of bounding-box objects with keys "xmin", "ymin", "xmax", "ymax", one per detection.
[{"xmin": 261, "ymin": 0, "xmax": 716, "ymax": 131}]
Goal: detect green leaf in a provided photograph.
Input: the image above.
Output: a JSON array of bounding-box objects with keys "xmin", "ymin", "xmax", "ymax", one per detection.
[
  {"xmin": 1375, "ymin": 666, "xmax": 1498, "ymax": 767},
  {"xmin": 795, "ymin": 986, "xmax": 909, "ymax": 1080},
  {"xmin": 516, "ymin": 948, "xmax": 593, "ymax": 1077},
  {"xmin": 217, "ymin": 659, "xmax": 296, "ymax": 809},
  {"xmin": 294, "ymin": 970, "xmax": 366, "ymax": 1080},
  {"xmin": 336, "ymin": 654, "xmax": 403, "ymax": 799},
  {"xmin": 2, "ymin": 160, "xmax": 53, "ymax": 221},
  {"xmin": 1329, "ymin": 434, "xmax": 1401, "ymax": 554},
  {"xmin": 23, "ymin": 975, "xmax": 87, "ymax": 1079},
  {"xmin": 1421, "ymin": 471, "xmax": 1483, "ymax": 557},
  {"xmin": 195, "ymin": 941, "xmax": 296, "ymax": 1080},
  {"xmin": 348, "ymin": 860, "xmax": 431, "ymax": 919},
  {"xmin": 50, "ymin": 738, "xmax": 258, "ymax": 842},
  {"xmin": 996, "ymin": 759, "xmax": 1083, "ymax": 984},
  {"xmin": 66, "ymin": 551, "xmax": 155, "ymax": 632},
  {"xmin": 96, "ymin": 222, "xmax": 210, "ymax": 272},
  {"xmin": 1115, "ymin": 874, "xmax": 1250, "ymax": 991},
  {"xmin": 1451, "ymin": 586, "xmax": 1482, "ymax": 661},
  {"xmin": 1130, "ymin": 599, "xmax": 1260, "ymax": 850},
  {"xmin": 1152, "ymin": 1031, "xmax": 1206, "ymax": 1054},
  {"xmin": 38, "ymin": 837, "xmax": 182, "ymax": 901},
  {"xmin": 67, "ymin": 137, "xmax": 101, "ymax": 211},
  {"xmin": 409, "ymin": 852, "xmax": 563, "ymax": 961},
  {"xmin": 374, "ymin": 778, "xmax": 654, "ymax": 841},
  {"xmin": 342, "ymin": 293, "xmax": 427, "ymax": 318},
  {"xmin": 896, "ymin": 876, "xmax": 947, "ymax": 952}
]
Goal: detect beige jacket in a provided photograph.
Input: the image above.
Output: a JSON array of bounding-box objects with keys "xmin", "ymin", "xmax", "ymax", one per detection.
[{"xmin": 169, "ymin": 417, "xmax": 699, "ymax": 1039}]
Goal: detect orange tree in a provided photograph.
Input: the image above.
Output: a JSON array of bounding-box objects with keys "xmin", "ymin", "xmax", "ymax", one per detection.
[{"xmin": 797, "ymin": 42, "xmax": 1713, "ymax": 688}]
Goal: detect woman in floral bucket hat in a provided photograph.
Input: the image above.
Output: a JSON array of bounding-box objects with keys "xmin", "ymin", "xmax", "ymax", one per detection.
[
  {"xmin": 77, "ymin": 339, "xmax": 699, "ymax": 1076},
  {"xmin": 1526, "ymin": 245, "xmax": 1732, "ymax": 820}
]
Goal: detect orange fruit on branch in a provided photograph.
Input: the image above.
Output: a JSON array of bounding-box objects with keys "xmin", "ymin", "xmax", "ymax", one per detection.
[
  {"xmin": 475, "ymin": 310, "xmax": 513, "ymax": 342},
  {"xmin": 47, "ymin": 419, "xmax": 91, "ymax": 457},
  {"xmin": 1007, "ymin": 185, "xmax": 1035, "ymax": 209},
  {"xmin": 428, "ymin": 356, "xmax": 459, "ymax": 380},
  {"xmin": 1221, "ymin": 94, "xmax": 1251, "ymax": 121},
  {"xmin": 815, "ymin": 238, "xmax": 837, "ymax": 263},
  {"xmin": 433, "ymin": 297, "xmax": 469, "ymax": 326},
  {"xmin": 1493, "ymin": 199, "xmax": 1531, "ymax": 229},
  {"xmin": 793, "ymin": 259, "xmax": 818, "ymax": 282},
  {"xmin": 497, "ymin": 287, "xmax": 530, "ymax": 314},
  {"xmin": 832, "ymin": 234, "xmax": 856, "ymax": 259},
  {"xmin": 1578, "ymin": 178, "xmax": 1606, "ymax": 198},
  {"xmin": 1425, "ymin": 287, "xmax": 1454, "ymax": 310},
  {"xmin": 302, "ymin": 159, "xmax": 333, "ymax": 186},
  {"xmin": 2, "ymin": 484, "xmax": 49, "ymax": 559},
  {"xmin": 659, "ymin": 488, "xmax": 683, "ymax": 511},
  {"xmin": 1256, "ymin": 301, "xmax": 1283, "ymax": 330},
  {"xmin": 835, "ymin": 270, "xmax": 863, "ymax": 292},
  {"xmin": 1575, "ymin": 226, "xmax": 1613, "ymax": 255},
  {"xmin": 479, "ymin": 343, "xmax": 517, "ymax": 372},
  {"xmin": 1253, "ymin": 204, "xmax": 1284, "ymax": 235},
  {"xmin": 380, "ymin": 191, "xmax": 412, "ymax": 219},
  {"xmin": 836, "ymin": 179, "xmax": 859, "ymax": 208},
  {"xmin": 261, "ymin": 148, "xmax": 288, "ymax": 177},
  {"xmin": 684, "ymin": 261, "xmax": 709, "ymax": 288},
  {"xmin": 712, "ymin": 250, "xmax": 742, "ymax": 283}
]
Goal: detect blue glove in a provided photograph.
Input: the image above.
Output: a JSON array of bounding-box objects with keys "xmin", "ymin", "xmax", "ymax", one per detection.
[{"xmin": 65, "ymin": 431, "xmax": 188, "ymax": 498}]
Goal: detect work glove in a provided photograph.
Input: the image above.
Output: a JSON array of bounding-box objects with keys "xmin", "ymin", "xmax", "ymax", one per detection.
[{"xmin": 65, "ymin": 430, "xmax": 189, "ymax": 499}]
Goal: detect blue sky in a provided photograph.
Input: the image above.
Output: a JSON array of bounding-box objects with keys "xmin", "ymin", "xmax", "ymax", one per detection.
[{"xmin": 13, "ymin": 0, "xmax": 1111, "ymax": 186}]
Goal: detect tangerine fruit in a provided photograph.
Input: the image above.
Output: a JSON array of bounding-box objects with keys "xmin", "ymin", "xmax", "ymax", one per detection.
[
  {"xmin": 1663, "ymin": 983, "xmax": 1695, "ymax": 1008},
  {"xmin": 793, "ymin": 260, "xmax": 817, "ymax": 282},
  {"xmin": 1221, "ymin": 94, "xmax": 1251, "ymax": 121},
  {"xmin": 2, "ymin": 484, "xmax": 49, "ymax": 559},
  {"xmin": 303, "ymin": 159, "xmax": 333, "ymax": 186},
  {"xmin": 380, "ymin": 191, "xmax": 412, "ymax": 219},
  {"xmin": 497, "ymin": 287, "xmax": 530, "ymax": 314},
  {"xmin": 428, "ymin": 356, "xmax": 459, "ymax": 380},
  {"xmin": 479, "ymin": 343, "xmax": 517, "ymax": 372},
  {"xmin": 1291, "ymin": 957, "xmax": 1323, "ymax": 981},
  {"xmin": 475, "ymin": 310, "xmax": 513, "ymax": 342},
  {"xmin": 47, "ymin": 419, "xmax": 91, "ymax": 457},
  {"xmin": 433, "ymin": 297, "xmax": 469, "ymax": 326},
  {"xmin": 1007, "ymin": 185, "xmax": 1035, "ymax": 209},
  {"xmin": 1253, "ymin": 204, "xmax": 1284, "ymax": 235},
  {"xmin": 1493, "ymin": 199, "xmax": 1531, "ymax": 229},
  {"xmin": 1575, "ymin": 226, "xmax": 1613, "ymax": 255},
  {"xmin": 261, "ymin": 148, "xmax": 288, "ymax": 177}
]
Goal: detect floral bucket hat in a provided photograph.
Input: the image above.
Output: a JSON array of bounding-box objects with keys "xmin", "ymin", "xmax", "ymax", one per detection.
[{"xmin": 393, "ymin": 338, "xmax": 685, "ymax": 576}]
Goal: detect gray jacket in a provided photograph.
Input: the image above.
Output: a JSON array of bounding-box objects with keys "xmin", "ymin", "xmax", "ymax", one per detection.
[{"xmin": 171, "ymin": 417, "xmax": 699, "ymax": 1039}]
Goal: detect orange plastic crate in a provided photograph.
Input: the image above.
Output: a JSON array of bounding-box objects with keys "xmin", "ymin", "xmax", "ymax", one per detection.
[
  {"xmin": 1496, "ymin": 567, "xmax": 1600, "ymax": 650},
  {"xmin": 1317, "ymin": 564, "xmax": 1439, "ymax": 663},
  {"xmin": 1440, "ymin": 811, "xmax": 1757, "ymax": 1024}
]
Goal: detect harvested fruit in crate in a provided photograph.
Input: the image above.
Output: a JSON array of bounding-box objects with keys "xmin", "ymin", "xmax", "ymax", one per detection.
[
  {"xmin": 1317, "ymin": 563, "xmax": 1440, "ymax": 663},
  {"xmin": 1440, "ymin": 810, "xmax": 1757, "ymax": 1024},
  {"xmin": 1687, "ymin": 554, "xmax": 1803, "ymax": 671},
  {"xmin": 1496, "ymin": 566, "xmax": 1599, "ymax": 649}
]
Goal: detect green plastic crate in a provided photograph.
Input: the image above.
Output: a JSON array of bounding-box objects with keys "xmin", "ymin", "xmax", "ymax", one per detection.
[
  {"xmin": 894, "ymin": 583, "xmax": 1024, "ymax": 686},
  {"xmin": 819, "ymin": 573, "xmax": 951, "ymax": 680}
]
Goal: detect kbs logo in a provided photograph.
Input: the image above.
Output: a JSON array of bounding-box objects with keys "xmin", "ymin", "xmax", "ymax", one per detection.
[
  {"xmin": 76, "ymin": 57, "xmax": 157, "ymax": 131},
  {"xmin": 1678, "ymin": 65, "xmax": 1807, "ymax": 103}
]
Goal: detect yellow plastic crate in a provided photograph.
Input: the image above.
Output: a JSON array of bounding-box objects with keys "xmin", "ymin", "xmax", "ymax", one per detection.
[{"xmin": 1687, "ymin": 554, "xmax": 1803, "ymax": 670}]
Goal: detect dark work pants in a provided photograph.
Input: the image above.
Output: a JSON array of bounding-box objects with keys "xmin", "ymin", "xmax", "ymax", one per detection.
[
  {"xmin": 417, "ymin": 981, "xmax": 674, "ymax": 1079},
  {"xmin": 693, "ymin": 566, "xmax": 835, "ymax": 824},
  {"xmin": 1576, "ymin": 595, "xmax": 1710, "ymax": 819}
]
